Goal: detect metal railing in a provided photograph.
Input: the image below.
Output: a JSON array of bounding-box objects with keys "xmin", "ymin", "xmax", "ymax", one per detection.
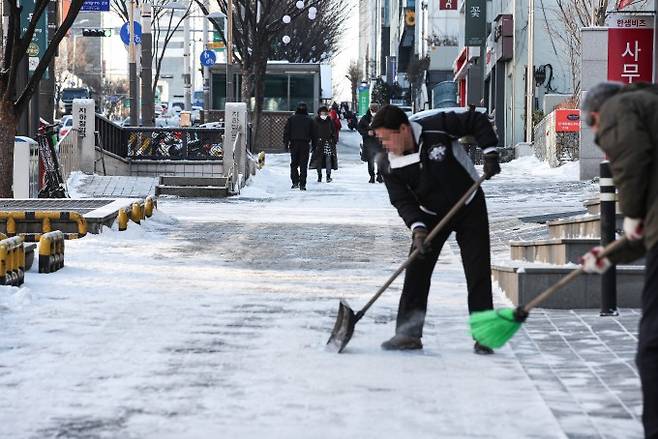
[
  {"xmin": 57, "ymin": 129, "xmax": 79, "ymax": 183},
  {"xmin": 96, "ymin": 114, "xmax": 128, "ymax": 157}
]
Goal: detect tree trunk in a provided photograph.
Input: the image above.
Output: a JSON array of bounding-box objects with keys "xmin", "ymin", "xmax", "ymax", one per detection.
[{"xmin": 0, "ymin": 98, "xmax": 18, "ymax": 197}]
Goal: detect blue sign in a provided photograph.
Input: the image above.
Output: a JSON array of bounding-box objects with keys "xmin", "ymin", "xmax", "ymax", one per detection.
[
  {"xmin": 200, "ymin": 50, "xmax": 217, "ymax": 67},
  {"xmin": 81, "ymin": 0, "xmax": 110, "ymax": 11},
  {"xmin": 120, "ymin": 21, "xmax": 142, "ymax": 45}
]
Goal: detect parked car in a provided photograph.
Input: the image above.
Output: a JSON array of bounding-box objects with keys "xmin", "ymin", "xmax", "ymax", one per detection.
[
  {"xmin": 58, "ymin": 115, "xmax": 73, "ymax": 139},
  {"xmin": 58, "ymin": 87, "xmax": 91, "ymax": 115}
]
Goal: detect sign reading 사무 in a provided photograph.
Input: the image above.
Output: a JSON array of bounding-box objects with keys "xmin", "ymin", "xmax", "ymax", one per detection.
[
  {"xmin": 464, "ymin": 0, "xmax": 486, "ymax": 46},
  {"xmin": 607, "ymin": 15, "xmax": 654, "ymax": 83}
]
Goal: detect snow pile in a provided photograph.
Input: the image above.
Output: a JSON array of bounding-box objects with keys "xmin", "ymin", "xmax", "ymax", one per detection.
[{"xmin": 495, "ymin": 155, "xmax": 580, "ymax": 181}]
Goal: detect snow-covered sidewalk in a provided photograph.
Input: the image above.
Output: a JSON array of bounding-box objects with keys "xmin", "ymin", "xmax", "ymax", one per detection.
[{"xmin": 0, "ymin": 131, "xmax": 642, "ymax": 438}]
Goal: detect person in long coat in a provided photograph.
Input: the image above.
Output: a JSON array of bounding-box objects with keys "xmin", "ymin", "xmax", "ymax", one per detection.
[
  {"xmin": 310, "ymin": 106, "xmax": 338, "ymax": 182},
  {"xmin": 580, "ymin": 82, "xmax": 658, "ymax": 438},
  {"xmin": 358, "ymin": 102, "xmax": 383, "ymax": 183}
]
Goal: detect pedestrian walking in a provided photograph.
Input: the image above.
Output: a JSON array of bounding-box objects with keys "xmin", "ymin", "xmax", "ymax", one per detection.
[
  {"xmin": 358, "ymin": 102, "xmax": 384, "ymax": 183},
  {"xmin": 329, "ymin": 104, "xmax": 342, "ymax": 142},
  {"xmin": 310, "ymin": 106, "xmax": 338, "ymax": 183},
  {"xmin": 580, "ymin": 81, "xmax": 658, "ymax": 439},
  {"xmin": 370, "ymin": 104, "xmax": 501, "ymax": 354},
  {"xmin": 283, "ymin": 102, "xmax": 314, "ymax": 191}
]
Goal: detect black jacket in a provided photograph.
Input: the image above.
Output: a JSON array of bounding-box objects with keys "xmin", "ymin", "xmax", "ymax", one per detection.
[
  {"xmin": 312, "ymin": 116, "xmax": 336, "ymax": 150},
  {"xmin": 358, "ymin": 111, "xmax": 382, "ymax": 158},
  {"xmin": 379, "ymin": 109, "xmax": 498, "ymax": 229},
  {"xmin": 283, "ymin": 112, "xmax": 314, "ymax": 147}
]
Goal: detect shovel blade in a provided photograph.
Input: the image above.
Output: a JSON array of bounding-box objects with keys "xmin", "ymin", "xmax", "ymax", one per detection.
[{"xmin": 326, "ymin": 299, "xmax": 357, "ymax": 353}]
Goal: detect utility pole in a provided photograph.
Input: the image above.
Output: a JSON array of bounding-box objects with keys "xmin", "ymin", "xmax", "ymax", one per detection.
[
  {"xmin": 525, "ymin": 0, "xmax": 535, "ymax": 142},
  {"xmin": 226, "ymin": 0, "xmax": 233, "ymax": 103},
  {"xmin": 129, "ymin": 0, "xmax": 138, "ymax": 125},
  {"xmin": 141, "ymin": 1, "xmax": 153, "ymax": 126},
  {"xmin": 202, "ymin": 0, "xmax": 210, "ymax": 121},
  {"xmin": 183, "ymin": 12, "xmax": 191, "ymax": 110}
]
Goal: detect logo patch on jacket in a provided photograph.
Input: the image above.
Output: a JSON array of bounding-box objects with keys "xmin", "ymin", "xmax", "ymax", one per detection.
[{"xmin": 428, "ymin": 145, "xmax": 447, "ymax": 161}]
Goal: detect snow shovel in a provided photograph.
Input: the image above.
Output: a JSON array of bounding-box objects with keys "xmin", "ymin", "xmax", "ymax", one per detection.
[{"xmin": 327, "ymin": 174, "xmax": 488, "ymax": 353}]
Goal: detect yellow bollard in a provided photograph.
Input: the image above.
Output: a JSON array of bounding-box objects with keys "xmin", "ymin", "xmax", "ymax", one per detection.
[
  {"xmin": 144, "ymin": 196, "xmax": 154, "ymax": 218},
  {"xmin": 6, "ymin": 216, "xmax": 15, "ymax": 236},
  {"xmin": 0, "ymin": 244, "xmax": 7, "ymax": 285},
  {"xmin": 258, "ymin": 151, "xmax": 265, "ymax": 169},
  {"xmin": 42, "ymin": 216, "xmax": 51, "ymax": 233},
  {"xmin": 117, "ymin": 208, "xmax": 128, "ymax": 231},
  {"xmin": 130, "ymin": 202, "xmax": 141, "ymax": 224}
]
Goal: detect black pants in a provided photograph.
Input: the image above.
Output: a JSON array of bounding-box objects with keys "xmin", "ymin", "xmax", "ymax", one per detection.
[
  {"xmin": 396, "ymin": 189, "xmax": 493, "ymax": 338},
  {"xmin": 290, "ymin": 141, "xmax": 310, "ymax": 186},
  {"xmin": 367, "ymin": 154, "xmax": 380, "ymax": 178},
  {"xmin": 638, "ymin": 244, "xmax": 658, "ymax": 438}
]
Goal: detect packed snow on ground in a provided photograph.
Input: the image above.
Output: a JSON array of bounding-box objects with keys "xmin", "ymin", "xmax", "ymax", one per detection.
[{"xmin": 0, "ymin": 131, "xmax": 635, "ymax": 438}]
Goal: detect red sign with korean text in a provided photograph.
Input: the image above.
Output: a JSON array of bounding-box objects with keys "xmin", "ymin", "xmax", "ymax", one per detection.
[
  {"xmin": 440, "ymin": 0, "xmax": 458, "ymax": 10},
  {"xmin": 607, "ymin": 17, "xmax": 654, "ymax": 84},
  {"xmin": 555, "ymin": 109, "xmax": 581, "ymax": 132}
]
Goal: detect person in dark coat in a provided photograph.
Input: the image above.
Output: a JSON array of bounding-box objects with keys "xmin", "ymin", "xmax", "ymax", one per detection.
[
  {"xmin": 358, "ymin": 102, "xmax": 383, "ymax": 183},
  {"xmin": 370, "ymin": 104, "xmax": 501, "ymax": 354},
  {"xmin": 310, "ymin": 106, "xmax": 338, "ymax": 182},
  {"xmin": 283, "ymin": 102, "xmax": 314, "ymax": 190},
  {"xmin": 579, "ymin": 81, "xmax": 658, "ymax": 438}
]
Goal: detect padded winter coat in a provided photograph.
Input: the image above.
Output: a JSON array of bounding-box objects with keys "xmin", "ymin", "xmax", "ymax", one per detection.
[
  {"xmin": 596, "ymin": 84, "xmax": 658, "ymax": 258},
  {"xmin": 283, "ymin": 112, "xmax": 314, "ymax": 147},
  {"xmin": 357, "ymin": 111, "xmax": 383, "ymax": 159}
]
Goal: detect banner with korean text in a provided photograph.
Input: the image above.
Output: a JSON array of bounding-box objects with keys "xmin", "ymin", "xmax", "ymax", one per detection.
[
  {"xmin": 607, "ymin": 15, "xmax": 654, "ymax": 84},
  {"xmin": 440, "ymin": 0, "xmax": 458, "ymax": 10}
]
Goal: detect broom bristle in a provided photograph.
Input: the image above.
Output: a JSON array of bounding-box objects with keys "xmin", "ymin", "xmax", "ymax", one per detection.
[{"xmin": 469, "ymin": 308, "xmax": 522, "ymax": 349}]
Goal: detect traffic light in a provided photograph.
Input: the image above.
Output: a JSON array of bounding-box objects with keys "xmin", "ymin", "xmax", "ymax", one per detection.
[{"xmin": 82, "ymin": 28, "xmax": 111, "ymax": 37}]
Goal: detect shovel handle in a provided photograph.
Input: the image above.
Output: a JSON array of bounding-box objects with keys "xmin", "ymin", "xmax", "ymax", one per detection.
[
  {"xmin": 357, "ymin": 175, "xmax": 488, "ymax": 316},
  {"xmin": 522, "ymin": 236, "xmax": 629, "ymax": 312}
]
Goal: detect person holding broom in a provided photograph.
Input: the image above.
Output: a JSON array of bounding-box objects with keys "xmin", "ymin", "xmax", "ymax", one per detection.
[
  {"xmin": 370, "ymin": 104, "xmax": 501, "ymax": 354},
  {"xmin": 579, "ymin": 81, "xmax": 658, "ymax": 439}
]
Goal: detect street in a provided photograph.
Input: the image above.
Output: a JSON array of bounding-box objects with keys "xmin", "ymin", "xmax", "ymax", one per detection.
[{"xmin": 0, "ymin": 130, "xmax": 643, "ymax": 438}]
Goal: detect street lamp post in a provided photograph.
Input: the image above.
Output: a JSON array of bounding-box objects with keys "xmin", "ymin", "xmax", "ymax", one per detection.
[
  {"xmin": 202, "ymin": 5, "xmax": 211, "ymax": 122},
  {"xmin": 128, "ymin": 0, "xmax": 138, "ymax": 125},
  {"xmin": 141, "ymin": 1, "xmax": 154, "ymax": 126},
  {"xmin": 183, "ymin": 13, "xmax": 191, "ymax": 110}
]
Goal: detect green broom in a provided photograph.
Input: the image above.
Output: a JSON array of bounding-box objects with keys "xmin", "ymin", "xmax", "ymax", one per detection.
[{"xmin": 470, "ymin": 237, "xmax": 629, "ymax": 349}]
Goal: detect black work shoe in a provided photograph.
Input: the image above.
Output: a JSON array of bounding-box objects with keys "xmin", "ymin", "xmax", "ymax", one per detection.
[
  {"xmin": 317, "ymin": 175, "xmax": 322, "ymax": 183},
  {"xmin": 369, "ymin": 175, "xmax": 375, "ymax": 183},
  {"xmin": 381, "ymin": 334, "xmax": 423, "ymax": 351},
  {"xmin": 326, "ymin": 177, "xmax": 333, "ymax": 183},
  {"xmin": 291, "ymin": 183, "xmax": 299, "ymax": 189},
  {"xmin": 300, "ymin": 185, "xmax": 306, "ymax": 191},
  {"xmin": 473, "ymin": 341, "xmax": 494, "ymax": 355},
  {"xmin": 376, "ymin": 174, "xmax": 384, "ymax": 183}
]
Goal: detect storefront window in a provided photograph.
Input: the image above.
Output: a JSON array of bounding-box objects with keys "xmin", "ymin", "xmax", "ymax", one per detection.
[
  {"xmin": 263, "ymin": 74, "xmax": 288, "ymax": 111},
  {"xmin": 289, "ymin": 75, "xmax": 314, "ymax": 112}
]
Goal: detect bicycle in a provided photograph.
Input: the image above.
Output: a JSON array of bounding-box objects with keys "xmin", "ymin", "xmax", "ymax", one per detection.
[{"xmin": 36, "ymin": 119, "xmax": 68, "ymax": 198}]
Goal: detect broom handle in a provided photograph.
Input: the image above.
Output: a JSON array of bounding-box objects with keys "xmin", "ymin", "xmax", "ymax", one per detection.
[
  {"xmin": 522, "ymin": 236, "xmax": 629, "ymax": 312},
  {"xmin": 357, "ymin": 175, "xmax": 487, "ymax": 319}
]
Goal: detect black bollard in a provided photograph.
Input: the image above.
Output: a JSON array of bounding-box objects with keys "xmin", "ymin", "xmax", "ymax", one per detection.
[{"xmin": 600, "ymin": 161, "xmax": 618, "ymax": 316}]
